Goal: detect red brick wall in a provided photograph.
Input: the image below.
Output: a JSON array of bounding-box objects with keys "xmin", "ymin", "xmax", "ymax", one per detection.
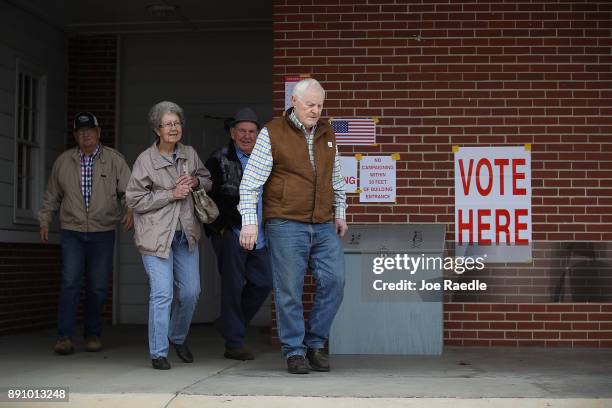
[
  {"xmin": 272, "ymin": 0, "xmax": 612, "ymax": 347},
  {"xmin": 0, "ymin": 243, "xmax": 62, "ymax": 335},
  {"xmin": 445, "ymin": 303, "xmax": 612, "ymax": 348},
  {"xmin": 67, "ymin": 35, "xmax": 118, "ymax": 148}
]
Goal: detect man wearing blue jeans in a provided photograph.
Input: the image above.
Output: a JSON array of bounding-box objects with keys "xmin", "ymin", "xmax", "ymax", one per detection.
[
  {"xmin": 39, "ymin": 112, "xmax": 133, "ymax": 355},
  {"xmin": 206, "ymin": 108, "xmax": 272, "ymax": 361},
  {"xmin": 239, "ymin": 79, "xmax": 348, "ymax": 374}
]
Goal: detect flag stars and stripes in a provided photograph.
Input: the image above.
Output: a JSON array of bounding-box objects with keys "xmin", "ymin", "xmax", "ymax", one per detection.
[{"xmin": 331, "ymin": 118, "xmax": 376, "ymax": 145}]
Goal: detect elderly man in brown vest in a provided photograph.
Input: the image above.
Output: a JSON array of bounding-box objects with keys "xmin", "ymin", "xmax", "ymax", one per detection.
[{"xmin": 238, "ymin": 78, "xmax": 348, "ymax": 374}]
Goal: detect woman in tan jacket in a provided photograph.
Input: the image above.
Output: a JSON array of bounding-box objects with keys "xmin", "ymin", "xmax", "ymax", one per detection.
[{"xmin": 126, "ymin": 101, "xmax": 212, "ymax": 370}]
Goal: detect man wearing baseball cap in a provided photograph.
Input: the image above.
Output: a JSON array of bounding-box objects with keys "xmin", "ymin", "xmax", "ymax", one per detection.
[
  {"xmin": 205, "ymin": 107, "xmax": 272, "ymax": 361},
  {"xmin": 39, "ymin": 111, "xmax": 133, "ymax": 355}
]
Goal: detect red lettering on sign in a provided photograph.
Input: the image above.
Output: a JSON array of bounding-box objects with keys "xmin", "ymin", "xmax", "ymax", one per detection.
[
  {"xmin": 476, "ymin": 159, "xmax": 493, "ymax": 196},
  {"xmin": 458, "ymin": 159, "xmax": 474, "ymax": 195},
  {"xmin": 494, "ymin": 158, "xmax": 509, "ymax": 195},
  {"xmin": 477, "ymin": 209, "xmax": 492, "ymax": 245},
  {"xmin": 514, "ymin": 208, "xmax": 529, "ymax": 245},
  {"xmin": 460, "ymin": 157, "xmax": 527, "ymax": 197},
  {"xmin": 512, "ymin": 158, "xmax": 527, "ymax": 195},
  {"xmin": 457, "ymin": 209, "xmax": 473, "ymax": 245},
  {"xmin": 495, "ymin": 209, "xmax": 510, "ymax": 244},
  {"xmin": 457, "ymin": 208, "xmax": 529, "ymax": 245}
]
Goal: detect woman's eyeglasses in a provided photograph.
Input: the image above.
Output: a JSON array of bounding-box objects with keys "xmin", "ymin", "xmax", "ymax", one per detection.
[{"xmin": 159, "ymin": 121, "xmax": 182, "ymax": 129}]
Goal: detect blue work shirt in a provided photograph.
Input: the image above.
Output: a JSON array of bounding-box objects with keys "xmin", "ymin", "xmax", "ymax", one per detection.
[{"xmin": 232, "ymin": 145, "xmax": 266, "ymax": 249}]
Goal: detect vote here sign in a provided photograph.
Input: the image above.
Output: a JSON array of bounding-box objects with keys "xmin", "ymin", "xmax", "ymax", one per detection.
[{"xmin": 454, "ymin": 146, "xmax": 531, "ymax": 253}]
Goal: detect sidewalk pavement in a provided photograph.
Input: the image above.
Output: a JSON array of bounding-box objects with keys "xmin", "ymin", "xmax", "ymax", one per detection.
[{"xmin": 0, "ymin": 325, "xmax": 610, "ymax": 407}]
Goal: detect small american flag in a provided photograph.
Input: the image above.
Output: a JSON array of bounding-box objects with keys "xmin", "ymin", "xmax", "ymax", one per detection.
[{"xmin": 330, "ymin": 118, "xmax": 376, "ymax": 145}]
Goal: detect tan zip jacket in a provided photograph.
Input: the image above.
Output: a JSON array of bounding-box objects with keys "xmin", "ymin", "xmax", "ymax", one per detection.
[
  {"xmin": 38, "ymin": 145, "xmax": 131, "ymax": 232},
  {"xmin": 126, "ymin": 142, "xmax": 212, "ymax": 259}
]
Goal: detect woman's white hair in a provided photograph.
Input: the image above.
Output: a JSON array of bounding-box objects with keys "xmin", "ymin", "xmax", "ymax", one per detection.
[
  {"xmin": 291, "ymin": 78, "xmax": 325, "ymax": 100},
  {"xmin": 148, "ymin": 100, "xmax": 185, "ymax": 132}
]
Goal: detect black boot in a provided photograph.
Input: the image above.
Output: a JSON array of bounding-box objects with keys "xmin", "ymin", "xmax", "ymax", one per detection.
[
  {"xmin": 287, "ymin": 355, "xmax": 309, "ymax": 374},
  {"xmin": 306, "ymin": 348, "xmax": 330, "ymax": 372},
  {"xmin": 171, "ymin": 342, "xmax": 194, "ymax": 363},
  {"xmin": 151, "ymin": 357, "xmax": 171, "ymax": 370}
]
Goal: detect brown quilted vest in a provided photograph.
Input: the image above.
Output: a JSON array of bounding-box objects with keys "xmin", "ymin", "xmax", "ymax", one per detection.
[{"xmin": 263, "ymin": 113, "xmax": 337, "ymax": 223}]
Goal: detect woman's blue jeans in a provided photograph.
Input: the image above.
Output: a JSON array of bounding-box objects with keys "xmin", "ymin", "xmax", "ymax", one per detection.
[{"xmin": 142, "ymin": 231, "xmax": 201, "ymax": 359}]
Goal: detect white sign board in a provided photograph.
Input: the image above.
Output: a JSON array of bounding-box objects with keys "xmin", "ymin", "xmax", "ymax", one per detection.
[
  {"xmin": 340, "ymin": 156, "xmax": 358, "ymax": 193},
  {"xmin": 284, "ymin": 76, "xmax": 301, "ymax": 111},
  {"xmin": 359, "ymin": 156, "xmax": 396, "ymax": 203},
  {"xmin": 454, "ymin": 146, "xmax": 531, "ymax": 262}
]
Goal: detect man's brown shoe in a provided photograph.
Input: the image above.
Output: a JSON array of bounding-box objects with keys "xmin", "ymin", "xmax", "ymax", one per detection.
[
  {"xmin": 306, "ymin": 348, "xmax": 330, "ymax": 372},
  {"xmin": 224, "ymin": 347, "xmax": 255, "ymax": 361},
  {"xmin": 54, "ymin": 339, "xmax": 74, "ymax": 355},
  {"xmin": 287, "ymin": 355, "xmax": 309, "ymax": 374},
  {"xmin": 85, "ymin": 336, "xmax": 102, "ymax": 352}
]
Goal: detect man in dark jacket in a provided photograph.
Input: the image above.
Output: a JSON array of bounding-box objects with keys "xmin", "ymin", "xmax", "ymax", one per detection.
[{"xmin": 205, "ymin": 108, "xmax": 272, "ymax": 360}]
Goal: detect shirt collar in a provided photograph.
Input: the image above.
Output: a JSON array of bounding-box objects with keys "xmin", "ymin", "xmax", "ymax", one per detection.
[
  {"xmin": 234, "ymin": 144, "xmax": 249, "ymax": 160},
  {"xmin": 80, "ymin": 144, "xmax": 101, "ymax": 160},
  {"xmin": 289, "ymin": 110, "xmax": 317, "ymax": 135},
  {"xmin": 151, "ymin": 142, "xmax": 186, "ymax": 170}
]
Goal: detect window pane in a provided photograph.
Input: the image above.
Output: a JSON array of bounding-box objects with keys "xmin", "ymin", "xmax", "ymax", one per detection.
[
  {"xmin": 23, "ymin": 74, "xmax": 31, "ymax": 109},
  {"xmin": 32, "ymin": 78, "xmax": 37, "ymax": 106},
  {"xmin": 25, "ymin": 146, "xmax": 31, "ymax": 209},
  {"xmin": 31, "ymin": 111, "xmax": 37, "ymax": 143},
  {"xmin": 16, "ymin": 144, "xmax": 23, "ymax": 209},
  {"xmin": 18, "ymin": 72, "xmax": 23, "ymax": 107},
  {"xmin": 17, "ymin": 72, "xmax": 23, "ymax": 139},
  {"xmin": 23, "ymin": 108, "xmax": 30, "ymax": 141},
  {"xmin": 17, "ymin": 106, "xmax": 22, "ymax": 140},
  {"xmin": 14, "ymin": 64, "xmax": 44, "ymax": 216},
  {"xmin": 31, "ymin": 78, "xmax": 38, "ymax": 143}
]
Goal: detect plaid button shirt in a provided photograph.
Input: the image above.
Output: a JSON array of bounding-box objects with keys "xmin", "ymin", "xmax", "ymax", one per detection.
[{"xmin": 79, "ymin": 144, "xmax": 101, "ymax": 211}]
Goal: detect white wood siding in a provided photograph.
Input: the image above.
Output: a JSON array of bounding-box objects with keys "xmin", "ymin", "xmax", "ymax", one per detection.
[{"xmin": 0, "ymin": 3, "xmax": 67, "ymax": 234}]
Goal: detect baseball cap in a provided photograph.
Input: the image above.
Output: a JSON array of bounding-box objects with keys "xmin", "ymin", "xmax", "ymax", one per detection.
[{"xmin": 73, "ymin": 112, "xmax": 99, "ymax": 130}]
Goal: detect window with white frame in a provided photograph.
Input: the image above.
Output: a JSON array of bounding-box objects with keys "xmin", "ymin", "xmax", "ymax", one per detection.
[{"xmin": 14, "ymin": 61, "xmax": 45, "ymax": 223}]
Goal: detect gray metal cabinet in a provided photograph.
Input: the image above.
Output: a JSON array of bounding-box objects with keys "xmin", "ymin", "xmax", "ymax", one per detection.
[{"xmin": 330, "ymin": 224, "xmax": 446, "ymax": 355}]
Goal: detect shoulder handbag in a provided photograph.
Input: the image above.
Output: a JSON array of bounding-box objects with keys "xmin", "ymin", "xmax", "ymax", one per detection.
[{"xmin": 191, "ymin": 188, "xmax": 219, "ymax": 224}]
